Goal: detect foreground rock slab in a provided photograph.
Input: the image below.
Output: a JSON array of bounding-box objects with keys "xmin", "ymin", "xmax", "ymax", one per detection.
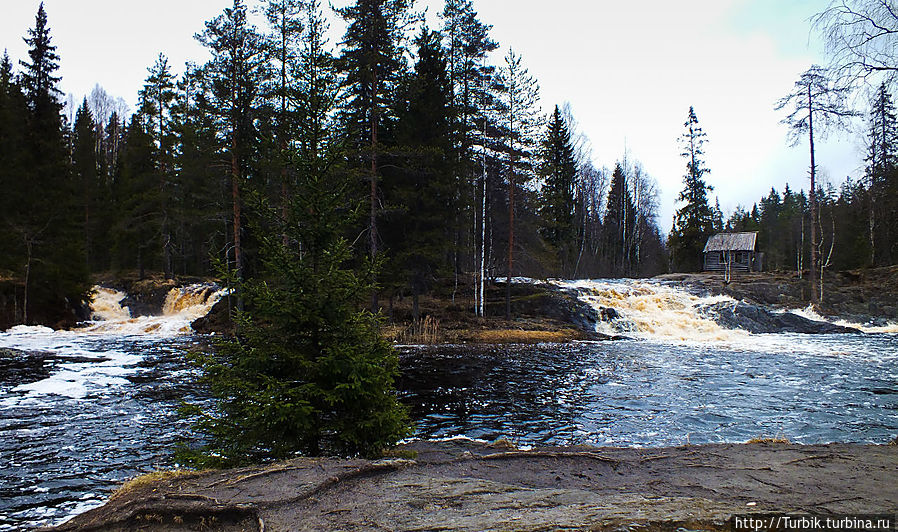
[{"xmin": 47, "ymin": 440, "xmax": 897, "ymax": 531}]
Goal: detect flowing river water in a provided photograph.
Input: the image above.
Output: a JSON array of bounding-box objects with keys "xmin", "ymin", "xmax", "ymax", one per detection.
[{"xmin": 1, "ymin": 280, "xmax": 897, "ymax": 530}]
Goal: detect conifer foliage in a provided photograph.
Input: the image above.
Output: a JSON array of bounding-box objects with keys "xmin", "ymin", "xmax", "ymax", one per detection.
[
  {"xmin": 669, "ymin": 106, "xmax": 715, "ymax": 272},
  {"xmin": 537, "ymin": 105, "xmax": 578, "ymax": 274}
]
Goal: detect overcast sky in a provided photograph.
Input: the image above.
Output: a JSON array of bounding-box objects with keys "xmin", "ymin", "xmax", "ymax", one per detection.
[{"xmin": 1, "ymin": 0, "xmax": 867, "ymax": 232}]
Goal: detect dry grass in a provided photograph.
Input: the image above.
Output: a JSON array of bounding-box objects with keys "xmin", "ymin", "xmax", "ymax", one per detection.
[
  {"xmin": 110, "ymin": 469, "xmax": 206, "ymax": 501},
  {"xmin": 473, "ymin": 329, "xmax": 579, "ymax": 344},
  {"xmin": 388, "ymin": 315, "xmax": 442, "ymax": 344},
  {"xmin": 746, "ymin": 434, "xmax": 791, "ymax": 444}
]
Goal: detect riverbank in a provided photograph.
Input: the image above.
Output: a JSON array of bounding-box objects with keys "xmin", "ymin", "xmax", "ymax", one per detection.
[
  {"xmin": 193, "ymin": 279, "xmax": 611, "ymax": 343},
  {"xmin": 45, "ymin": 439, "xmax": 898, "ymax": 531},
  {"xmin": 659, "ymin": 266, "xmax": 898, "ymax": 323}
]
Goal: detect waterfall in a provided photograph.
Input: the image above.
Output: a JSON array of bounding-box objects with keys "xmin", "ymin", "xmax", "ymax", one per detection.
[
  {"xmin": 555, "ymin": 279, "xmax": 746, "ymax": 342},
  {"xmin": 79, "ymin": 283, "xmax": 226, "ymax": 336}
]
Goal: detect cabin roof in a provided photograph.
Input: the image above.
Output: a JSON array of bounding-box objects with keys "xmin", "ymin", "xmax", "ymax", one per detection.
[{"xmin": 703, "ymin": 232, "xmax": 758, "ymax": 252}]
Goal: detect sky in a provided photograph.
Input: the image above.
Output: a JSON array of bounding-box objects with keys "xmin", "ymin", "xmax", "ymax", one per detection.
[{"xmin": 0, "ymin": 0, "xmax": 869, "ymax": 233}]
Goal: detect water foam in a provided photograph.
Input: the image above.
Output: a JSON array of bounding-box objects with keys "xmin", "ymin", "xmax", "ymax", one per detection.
[
  {"xmin": 787, "ymin": 304, "xmax": 898, "ymax": 334},
  {"xmin": 0, "ymin": 283, "xmax": 225, "ymax": 402},
  {"xmin": 79, "ymin": 283, "xmax": 226, "ymax": 336},
  {"xmin": 554, "ymin": 279, "xmax": 748, "ymax": 343}
]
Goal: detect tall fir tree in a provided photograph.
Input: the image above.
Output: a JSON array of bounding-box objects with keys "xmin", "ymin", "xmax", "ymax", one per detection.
[
  {"xmin": 383, "ymin": 28, "xmax": 454, "ymax": 320},
  {"xmin": 72, "ymin": 99, "xmax": 99, "ymax": 273},
  {"xmin": 12, "ymin": 3, "xmax": 90, "ymax": 325},
  {"xmin": 537, "ymin": 105, "xmax": 578, "ymax": 275},
  {"xmin": 669, "ymin": 106, "xmax": 715, "ymax": 272},
  {"xmin": 602, "ymin": 163, "xmax": 637, "ymax": 276},
  {"xmin": 865, "ymin": 82, "xmax": 898, "ymax": 265},
  {"xmin": 0, "ymin": 51, "xmax": 29, "ymax": 280},
  {"xmin": 138, "ymin": 54, "xmax": 177, "ymax": 278},
  {"xmin": 180, "ymin": 10, "xmax": 409, "ymax": 462}
]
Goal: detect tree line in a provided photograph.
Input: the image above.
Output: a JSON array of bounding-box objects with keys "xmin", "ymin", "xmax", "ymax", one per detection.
[{"xmin": 0, "ymin": 0, "xmax": 671, "ymax": 328}]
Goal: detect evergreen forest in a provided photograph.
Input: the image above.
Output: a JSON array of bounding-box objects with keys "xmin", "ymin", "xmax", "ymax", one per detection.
[{"xmin": 1, "ymin": 0, "xmax": 898, "ymax": 325}]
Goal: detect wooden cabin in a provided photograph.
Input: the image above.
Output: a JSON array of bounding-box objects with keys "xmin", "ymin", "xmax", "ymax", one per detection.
[{"xmin": 703, "ymin": 232, "xmax": 763, "ymax": 272}]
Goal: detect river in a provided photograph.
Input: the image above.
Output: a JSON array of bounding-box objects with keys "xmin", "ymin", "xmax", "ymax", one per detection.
[{"xmin": 1, "ymin": 280, "xmax": 896, "ymax": 530}]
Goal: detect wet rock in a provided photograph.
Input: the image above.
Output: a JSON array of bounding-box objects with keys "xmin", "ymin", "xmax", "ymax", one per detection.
[
  {"xmin": 46, "ymin": 440, "xmax": 898, "ymax": 532},
  {"xmin": 600, "ymin": 307, "xmax": 619, "ymax": 321},
  {"xmin": 190, "ymin": 297, "xmax": 233, "ymax": 335},
  {"xmin": 699, "ymin": 300, "xmax": 861, "ymax": 334}
]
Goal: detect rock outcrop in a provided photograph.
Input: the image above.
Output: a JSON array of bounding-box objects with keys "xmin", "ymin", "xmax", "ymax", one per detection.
[
  {"xmin": 44, "ymin": 439, "xmax": 898, "ymax": 532},
  {"xmin": 698, "ymin": 300, "xmax": 861, "ymax": 334}
]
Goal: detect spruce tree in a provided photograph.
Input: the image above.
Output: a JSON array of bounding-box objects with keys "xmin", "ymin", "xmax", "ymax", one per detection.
[
  {"xmin": 537, "ymin": 105, "xmax": 578, "ymax": 275},
  {"xmin": 0, "ymin": 51, "xmax": 29, "ymax": 278},
  {"xmin": 865, "ymin": 82, "xmax": 898, "ymax": 265},
  {"xmin": 669, "ymin": 106, "xmax": 715, "ymax": 272},
  {"xmin": 115, "ymin": 113, "xmax": 160, "ymax": 278},
  {"xmin": 602, "ymin": 163, "xmax": 637, "ymax": 276},
  {"xmin": 138, "ymin": 54, "xmax": 177, "ymax": 278},
  {"xmin": 383, "ymin": 28, "xmax": 454, "ymax": 320},
  {"xmin": 13, "ymin": 3, "xmax": 89, "ymax": 325}
]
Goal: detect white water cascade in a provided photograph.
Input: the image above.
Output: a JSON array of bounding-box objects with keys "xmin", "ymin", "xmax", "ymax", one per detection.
[
  {"xmin": 79, "ymin": 284, "xmax": 227, "ymax": 336},
  {"xmin": 554, "ymin": 279, "xmax": 746, "ymax": 342},
  {"xmin": 552, "ymin": 279, "xmax": 898, "ymax": 343},
  {"xmin": 0, "ymin": 284, "xmax": 226, "ymax": 402}
]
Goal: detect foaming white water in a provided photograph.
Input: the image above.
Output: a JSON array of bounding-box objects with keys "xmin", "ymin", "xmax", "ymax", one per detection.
[
  {"xmin": 554, "ymin": 279, "xmax": 747, "ymax": 343},
  {"xmin": 0, "ymin": 325, "xmax": 140, "ymax": 402},
  {"xmin": 787, "ymin": 304, "xmax": 898, "ymax": 334},
  {"xmin": 79, "ymin": 283, "xmax": 226, "ymax": 336},
  {"xmin": 90, "ymin": 287, "xmax": 131, "ymax": 321},
  {"xmin": 0, "ymin": 284, "xmax": 225, "ymax": 402}
]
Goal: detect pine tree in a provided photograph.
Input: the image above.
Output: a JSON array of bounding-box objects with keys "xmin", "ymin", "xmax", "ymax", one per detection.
[
  {"xmin": 198, "ymin": 0, "xmax": 268, "ymax": 284},
  {"xmin": 669, "ymin": 106, "xmax": 715, "ymax": 272},
  {"xmin": 496, "ymin": 48, "xmax": 540, "ymax": 318},
  {"xmin": 170, "ymin": 64, "xmax": 222, "ymax": 276},
  {"xmin": 776, "ymin": 65, "xmax": 858, "ymax": 302},
  {"xmin": 439, "ymin": 0, "xmax": 498, "ymax": 303},
  {"xmin": 537, "ymin": 105, "xmax": 577, "ymax": 274},
  {"xmin": 262, "ymin": 0, "xmax": 304, "ymax": 223},
  {"xmin": 338, "ymin": 0, "xmax": 412, "ymax": 312}
]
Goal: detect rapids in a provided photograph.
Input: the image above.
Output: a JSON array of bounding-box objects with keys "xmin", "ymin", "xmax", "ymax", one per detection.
[{"xmin": 0, "ymin": 278, "xmax": 896, "ymax": 530}]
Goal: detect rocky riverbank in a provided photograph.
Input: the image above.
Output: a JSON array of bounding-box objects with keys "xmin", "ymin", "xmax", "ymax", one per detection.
[
  {"xmin": 658, "ymin": 266, "xmax": 898, "ymax": 324},
  {"xmin": 45, "ymin": 439, "xmax": 898, "ymax": 532}
]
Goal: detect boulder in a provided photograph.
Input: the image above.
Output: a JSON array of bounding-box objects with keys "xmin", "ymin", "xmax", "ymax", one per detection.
[{"xmin": 699, "ymin": 300, "xmax": 861, "ymax": 334}]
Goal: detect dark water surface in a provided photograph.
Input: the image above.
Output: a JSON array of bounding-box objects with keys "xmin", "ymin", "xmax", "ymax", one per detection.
[
  {"xmin": 397, "ymin": 337, "xmax": 898, "ymax": 446},
  {"xmin": 1, "ymin": 331, "xmax": 897, "ymax": 530}
]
